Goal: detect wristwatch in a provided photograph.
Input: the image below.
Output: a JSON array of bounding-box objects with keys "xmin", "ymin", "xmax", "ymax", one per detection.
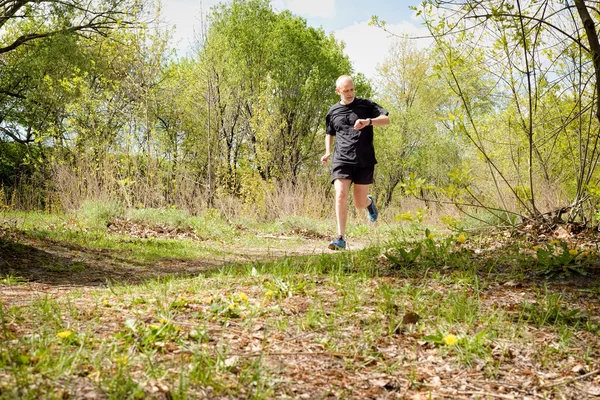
[{"xmin": 368, "ymin": 118, "xmax": 372, "ymax": 126}]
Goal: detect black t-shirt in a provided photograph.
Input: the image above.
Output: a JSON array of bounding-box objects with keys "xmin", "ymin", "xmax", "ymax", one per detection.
[{"xmin": 325, "ymin": 97, "xmax": 389, "ymax": 167}]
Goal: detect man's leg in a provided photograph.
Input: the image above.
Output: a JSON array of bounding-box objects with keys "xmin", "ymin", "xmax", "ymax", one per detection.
[
  {"xmin": 354, "ymin": 183, "xmax": 378, "ymax": 222},
  {"xmin": 334, "ymin": 178, "xmax": 352, "ymax": 236},
  {"xmin": 353, "ymin": 184, "xmax": 370, "ymax": 210}
]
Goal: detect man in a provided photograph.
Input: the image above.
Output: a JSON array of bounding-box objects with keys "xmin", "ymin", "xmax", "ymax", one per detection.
[{"xmin": 321, "ymin": 75, "xmax": 390, "ymax": 250}]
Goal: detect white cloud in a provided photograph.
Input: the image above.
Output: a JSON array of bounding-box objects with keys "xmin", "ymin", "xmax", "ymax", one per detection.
[
  {"xmin": 334, "ymin": 21, "xmax": 432, "ymax": 80},
  {"xmin": 272, "ymin": 0, "xmax": 335, "ymax": 19},
  {"xmin": 288, "ymin": 0, "xmax": 335, "ymax": 19},
  {"xmin": 165, "ymin": 0, "xmax": 335, "ymax": 55},
  {"xmin": 159, "ymin": 0, "xmax": 219, "ymax": 55}
]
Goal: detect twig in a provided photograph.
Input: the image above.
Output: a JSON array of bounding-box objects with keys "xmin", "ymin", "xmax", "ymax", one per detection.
[
  {"xmin": 469, "ymin": 380, "xmax": 523, "ymax": 391},
  {"xmin": 233, "ymin": 351, "xmax": 350, "ymax": 358},
  {"xmin": 539, "ymin": 368, "xmax": 600, "ymax": 389},
  {"xmin": 456, "ymin": 391, "xmax": 516, "ymax": 399}
]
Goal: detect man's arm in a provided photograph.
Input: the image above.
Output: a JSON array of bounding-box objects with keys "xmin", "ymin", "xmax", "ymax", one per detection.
[
  {"xmin": 354, "ymin": 115, "xmax": 390, "ymax": 130},
  {"xmin": 321, "ymin": 134, "xmax": 334, "ymax": 165}
]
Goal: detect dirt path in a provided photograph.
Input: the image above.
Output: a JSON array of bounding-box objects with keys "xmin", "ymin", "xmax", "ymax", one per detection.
[{"xmin": 0, "ymin": 229, "xmax": 371, "ymax": 307}]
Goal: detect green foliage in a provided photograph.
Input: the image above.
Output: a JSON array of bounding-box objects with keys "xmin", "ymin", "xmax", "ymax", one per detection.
[
  {"xmin": 520, "ymin": 291, "xmax": 587, "ymax": 327},
  {"xmin": 203, "ymin": 0, "xmax": 356, "ymax": 193},
  {"xmin": 127, "ymin": 207, "xmax": 191, "ymax": 228},
  {"xmin": 0, "ymin": 143, "xmax": 38, "ymax": 188},
  {"xmin": 414, "ymin": 0, "xmax": 600, "ymax": 224},
  {"xmin": 118, "ymin": 318, "xmax": 183, "ymax": 351},
  {"xmin": 262, "ymin": 277, "xmax": 311, "ymax": 299},
  {"xmin": 78, "ymin": 200, "xmax": 124, "ymax": 229},
  {"xmin": 374, "ymin": 39, "xmax": 462, "ymax": 208},
  {"xmin": 0, "ymin": 273, "xmax": 27, "ymax": 286},
  {"xmin": 385, "ymin": 244, "xmax": 422, "ymax": 266},
  {"xmin": 534, "ymin": 241, "xmax": 588, "ymax": 277},
  {"xmin": 208, "ymin": 293, "xmax": 249, "ymax": 319},
  {"xmin": 385, "ymin": 229, "xmax": 471, "ymax": 269}
]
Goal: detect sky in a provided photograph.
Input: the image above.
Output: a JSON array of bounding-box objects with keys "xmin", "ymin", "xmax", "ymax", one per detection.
[{"xmin": 160, "ymin": 0, "xmax": 432, "ymax": 80}]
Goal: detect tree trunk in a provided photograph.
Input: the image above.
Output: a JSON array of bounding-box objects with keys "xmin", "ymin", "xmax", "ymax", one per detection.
[{"xmin": 575, "ymin": 0, "xmax": 600, "ymax": 122}]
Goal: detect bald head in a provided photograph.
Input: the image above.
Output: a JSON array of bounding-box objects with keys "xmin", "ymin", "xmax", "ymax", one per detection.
[
  {"xmin": 336, "ymin": 75, "xmax": 353, "ymax": 89},
  {"xmin": 335, "ymin": 75, "xmax": 355, "ymax": 105}
]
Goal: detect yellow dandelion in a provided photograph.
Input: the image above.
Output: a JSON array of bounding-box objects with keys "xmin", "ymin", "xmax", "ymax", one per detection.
[
  {"xmin": 443, "ymin": 334, "xmax": 458, "ymax": 346},
  {"xmin": 114, "ymin": 355, "xmax": 128, "ymax": 365},
  {"xmin": 568, "ymin": 249, "xmax": 578, "ymax": 256},
  {"xmin": 457, "ymin": 235, "xmax": 466, "ymax": 244},
  {"xmin": 581, "ymin": 249, "xmax": 595, "ymax": 259},
  {"xmin": 428, "ymin": 233, "xmax": 435, "ymax": 239},
  {"xmin": 159, "ymin": 318, "xmax": 169, "ymax": 324},
  {"xmin": 550, "ymin": 239, "xmax": 560, "ymax": 246},
  {"xmin": 149, "ymin": 324, "xmax": 161, "ymax": 330},
  {"xmin": 238, "ymin": 292, "xmax": 249, "ymax": 302},
  {"xmin": 57, "ymin": 330, "xmax": 73, "ymax": 339},
  {"xmin": 264, "ymin": 290, "xmax": 275, "ymax": 298}
]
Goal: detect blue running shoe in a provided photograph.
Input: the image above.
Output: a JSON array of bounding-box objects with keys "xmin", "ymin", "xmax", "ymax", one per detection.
[
  {"xmin": 328, "ymin": 235, "xmax": 346, "ymax": 250},
  {"xmin": 366, "ymin": 195, "xmax": 378, "ymax": 222}
]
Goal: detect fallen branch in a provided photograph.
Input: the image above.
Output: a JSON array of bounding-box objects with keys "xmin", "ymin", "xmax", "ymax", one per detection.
[
  {"xmin": 234, "ymin": 351, "xmax": 351, "ymax": 358},
  {"xmin": 456, "ymin": 391, "xmax": 519, "ymax": 399},
  {"xmin": 540, "ymin": 368, "xmax": 600, "ymax": 389}
]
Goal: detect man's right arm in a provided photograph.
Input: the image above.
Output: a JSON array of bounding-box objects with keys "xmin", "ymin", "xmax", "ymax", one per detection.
[{"xmin": 321, "ymin": 134, "xmax": 334, "ymax": 165}]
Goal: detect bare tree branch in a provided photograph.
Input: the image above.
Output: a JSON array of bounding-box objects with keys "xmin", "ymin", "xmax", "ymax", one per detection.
[
  {"xmin": 0, "ymin": 126, "xmax": 33, "ymax": 144},
  {"xmin": 0, "ymin": 0, "xmax": 138, "ymax": 54},
  {"xmin": 0, "ymin": 0, "xmax": 27, "ymax": 30}
]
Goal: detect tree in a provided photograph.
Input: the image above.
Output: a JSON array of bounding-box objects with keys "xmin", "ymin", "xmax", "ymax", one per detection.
[
  {"xmin": 0, "ymin": 0, "xmax": 144, "ymax": 144},
  {"xmin": 375, "ymin": 39, "xmax": 461, "ymax": 208},
  {"xmin": 374, "ymin": 0, "xmax": 600, "ymax": 227},
  {"xmin": 0, "ymin": 0, "xmax": 142, "ymax": 55},
  {"xmin": 199, "ymin": 0, "xmax": 355, "ymax": 197}
]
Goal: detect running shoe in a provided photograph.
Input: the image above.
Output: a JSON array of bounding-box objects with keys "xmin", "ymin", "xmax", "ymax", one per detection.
[
  {"xmin": 328, "ymin": 235, "xmax": 346, "ymax": 250},
  {"xmin": 366, "ymin": 195, "xmax": 378, "ymax": 222}
]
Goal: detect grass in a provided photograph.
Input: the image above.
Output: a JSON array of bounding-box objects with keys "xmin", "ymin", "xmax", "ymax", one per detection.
[
  {"xmin": 0, "ymin": 273, "xmax": 26, "ymax": 285},
  {"xmin": 1, "ymin": 209, "xmax": 599, "ymax": 398}
]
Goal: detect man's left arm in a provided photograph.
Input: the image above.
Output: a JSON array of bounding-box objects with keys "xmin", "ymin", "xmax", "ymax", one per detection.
[{"xmin": 354, "ymin": 115, "xmax": 390, "ymax": 130}]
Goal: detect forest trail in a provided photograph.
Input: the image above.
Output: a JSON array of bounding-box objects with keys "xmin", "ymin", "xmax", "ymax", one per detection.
[{"xmin": 0, "ymin": 229, "xmax": 370, "ymax": 306}]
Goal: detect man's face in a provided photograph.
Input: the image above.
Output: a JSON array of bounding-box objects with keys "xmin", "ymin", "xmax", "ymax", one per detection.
[{"xmin": 336, "ymin": 79, "xmax": 355, "ymax": 104}]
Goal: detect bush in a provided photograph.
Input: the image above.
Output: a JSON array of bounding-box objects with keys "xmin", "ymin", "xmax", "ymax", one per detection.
[
  {"xmin": 126, "ymin": 207, "xmax": 191, "ymax": 228},
  {"xmin": 78, "ymin": 200, "xmax": 124, "ymax": 229}
]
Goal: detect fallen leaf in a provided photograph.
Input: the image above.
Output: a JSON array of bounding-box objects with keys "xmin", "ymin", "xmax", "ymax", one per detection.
[
  {"xmin": 587, "ymin": 385, "xmax": 600, "ymax": 396},
  {"xmin": 369, "ymin": 378, "xmax": 390, "ymax": 387},
  {"xmin": 402, "ymin": 312, "xmax": 420, "ymax": 324},
  {"xmin": 430, "ymin": 376, "xmax": 442, "ymax": 387},
  {"xmin": 225, "ymin": 356, "xmax": 238, "ymax": 367},
  {"xmin": 572, "ymin": 364, "xmax": 587, "ymax": 374}
]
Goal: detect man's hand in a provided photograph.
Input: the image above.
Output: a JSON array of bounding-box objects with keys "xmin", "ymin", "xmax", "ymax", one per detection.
[
  {"xmin": 354, "ymin": 118, "xmax": 371, "ymax": 130},
  {"xmin": 321, "ymin": 153, "xmax": 331, "ymax": 165}
]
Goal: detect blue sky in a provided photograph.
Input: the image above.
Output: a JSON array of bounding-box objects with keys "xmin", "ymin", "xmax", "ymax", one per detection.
[
  {"xmin": 161, "ymin": 0, "xmax": 431, "ymax": 79},
  {"xmin": 282, "ymin": 0, "xmax": 419, "ymax": 31}
]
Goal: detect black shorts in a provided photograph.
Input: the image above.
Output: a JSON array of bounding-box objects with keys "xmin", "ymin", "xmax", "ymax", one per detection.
[{"xmin": 331, "ymin": 164, "xmax": 375, "ymax": 184}]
